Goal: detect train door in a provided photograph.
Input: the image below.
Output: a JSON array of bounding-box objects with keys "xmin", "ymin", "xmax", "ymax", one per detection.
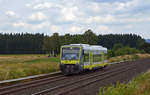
[
  {"xmin": 83, "ymin": 52, "xmax": 90, "ymax": 69},
  {"xmin": 89, "ymin": 51, "xmax": 93, "ymax": 70}
]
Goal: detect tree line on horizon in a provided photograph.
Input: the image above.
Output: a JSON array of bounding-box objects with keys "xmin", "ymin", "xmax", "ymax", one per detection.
[
  {"xmin": 0, "ymin": 29, "xmax": 149, "ymax": 54},
  {"xmin": 0, "ymin": 33, "xmax": 44, "ymax": 54}
]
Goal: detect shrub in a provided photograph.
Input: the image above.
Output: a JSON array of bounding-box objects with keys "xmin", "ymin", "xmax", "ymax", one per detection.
[{"xmin": 108, "ymin": 46, "xmax": 143, "ymax": 58}]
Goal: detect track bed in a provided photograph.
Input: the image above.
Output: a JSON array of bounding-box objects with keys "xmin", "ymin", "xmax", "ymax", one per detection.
[{"xmin": 1, "ymin": 58, "xmax": 150, "ymax": 95}]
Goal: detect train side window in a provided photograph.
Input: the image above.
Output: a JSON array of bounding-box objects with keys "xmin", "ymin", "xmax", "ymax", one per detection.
[
  {"xmin": 93, "ymin": 54, "xmax": 102, "ymax": 62},
  {"xmin": 84, "ymin": 54, "xmax": 89, "ymax": 62}
]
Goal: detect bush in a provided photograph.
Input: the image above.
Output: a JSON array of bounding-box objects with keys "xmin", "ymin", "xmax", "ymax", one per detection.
[
  {"xmin": 108, "ymin": 46, "xmax": 144, "ymax": 58},
  {"xmin": 140, "ymin": 43, "xmax": 150, "ymax": 53}
]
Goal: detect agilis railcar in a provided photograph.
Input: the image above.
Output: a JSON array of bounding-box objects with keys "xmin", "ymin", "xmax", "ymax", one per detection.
[{"xmin": 60, "ymin": 44, "xmax": 108, "ymax": 75}]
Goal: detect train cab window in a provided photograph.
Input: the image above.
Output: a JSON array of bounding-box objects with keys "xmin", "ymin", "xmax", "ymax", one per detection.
[{"xmin": 62, "ymin": 48, "xmax": 80, "ymax": 60}]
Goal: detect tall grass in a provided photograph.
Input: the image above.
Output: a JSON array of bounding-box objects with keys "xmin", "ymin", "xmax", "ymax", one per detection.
[
  {"xmin": 0, "ymin": 62, "xmax": 59, "ymax": 80},
  {"xmin": 108, "ymin": 54, "xmax": 138, "ymax": 63},
  {"xmin": 0, "ymin": 54, "xmax": 59, "ymax": 81},
  {"xmin": 0, "ymin": 54, "xmax": 59, "ymax": 64},
  {"xmin": 108, "ymin": 54, "xmax": 150, "ymax": 63},
  {"xmin": 99, "ymin": 70, "xmax": 150, "ymax": 95}
]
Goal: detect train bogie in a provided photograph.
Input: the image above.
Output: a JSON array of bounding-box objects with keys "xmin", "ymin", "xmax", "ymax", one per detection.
[{"xmin": 60, "ymin": 64, "xmax": 83, "ymax": 75}]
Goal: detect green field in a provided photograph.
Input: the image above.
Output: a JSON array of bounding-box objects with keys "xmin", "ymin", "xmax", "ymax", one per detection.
[{"xmin": 0, "ymin": 54, "xmax": 150, "ymax": 81}]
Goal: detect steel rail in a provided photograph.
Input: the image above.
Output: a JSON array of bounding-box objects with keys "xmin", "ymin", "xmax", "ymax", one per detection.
[
  {"xmin": 32, "ymin": 63, "xmax": 135, "ymax": 95},
  {"xmin": 0, "ymin": 73, "xmax": 65, "ymax": 95},
  {"xmin": 0, "ymin": 71, "xmax": 61, "ymax": 84},
  {"xmin": 56, "ymin": 66, "xmax": 135, "ymax": 95}
]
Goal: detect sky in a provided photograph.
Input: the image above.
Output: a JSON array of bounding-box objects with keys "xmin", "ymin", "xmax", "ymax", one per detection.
[{"xmin": 0, "ymin": 0, "xmax": 150, "ymax": 39}]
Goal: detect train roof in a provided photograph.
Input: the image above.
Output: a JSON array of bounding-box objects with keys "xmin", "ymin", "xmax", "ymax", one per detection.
[{"xmin": 62, "ymin": 44, "xmax": 107, "ymax": 54}]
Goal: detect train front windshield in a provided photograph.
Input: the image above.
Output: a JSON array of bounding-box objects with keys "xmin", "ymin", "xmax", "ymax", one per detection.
[{"xmin": 62, "ymin": 48, "xmax": 80, "ymax": 60}]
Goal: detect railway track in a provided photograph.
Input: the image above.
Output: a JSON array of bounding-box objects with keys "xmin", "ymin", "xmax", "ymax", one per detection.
[
  {"xmin": 0, "ymin": 73, "xmax": 65, "ymax": 95},
  {"xmin": 0, "ymin": 62, "xmax": 136, "ymax": 95},
  {"xmin": 32, "ymin": 63, "xmax": 136, "ymax": 95}
]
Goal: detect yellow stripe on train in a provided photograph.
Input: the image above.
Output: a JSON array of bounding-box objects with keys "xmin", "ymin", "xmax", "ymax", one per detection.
[
  {"xmin": 84, "ymin": 63, "xmax": 108, "ymax": 69},
  {"xmin": 61, "ymin": 60, "xmax": 79, "ymax": 64}
]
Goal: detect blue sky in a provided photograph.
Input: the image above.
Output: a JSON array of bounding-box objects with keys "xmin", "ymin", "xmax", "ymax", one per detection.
[{"xmin": 0, "ymin": 0, "xmax": 150, "ymax": 38}]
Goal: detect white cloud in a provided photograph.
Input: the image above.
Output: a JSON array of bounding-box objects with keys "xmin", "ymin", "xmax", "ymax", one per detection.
[
  {"xmin": 116, "ymin": 0, "xmax": 138, "ymax": 11},
  {"xmin": 25, "ymin": 3, "xmax": 31, "ymax": 7},
  {"xmin": 6, "ymin": 11, "xmax": 17, "ymax": 17},
  {"xmin": 35, "ymin": 21, "xmax": 50, "ymax": 29},
  {"xmin": 88, "ymin": 3, "xmax": 101, "ymax": 13},
  {"xmin": 13, "ymin": 21, "xmax": 26, "ymax": 27},
  {"xmin": 86, "ymin": 15, "xmax": 116, "ymax": 24},
  {"xmin": 29, "ymin": 12, "xmax": 47, "ymax": 21},
  {"xmin": 50, "ymin": 25, "xmax": 62, "ymax": 32},
  {"xmin": 26, "ymin": 1, "xmax": 62, "ymax": 10},
  {"xmin": 60, "ymin": 6, "xmax": 79, "ymax": 22},
  {"xmin": 118, "ymin": 17, "xmax": 150, "ymax": 23},
  {"xmin": 94, "ymin": 26, "xmax": 112, "ymax": 34},
  {"xmin": 70, "ymin": 26, "xmax": 83, "ymax": 33},
  {"xmin": 124, "ymin": 24, "xmax": 133, "ymax": 29},
  {"xmin": 13, "ymin": 21, "xmax": 45, "ymax": 30},
  {"xmin": 147, "ymin": 17, "xmax": 150, "ymax": 21},
  {"xmin": 33, "ymin": 2, "xmax": 54, "ymax": 10},
  {"xmin": 12, "ymin": 21, "xmax": 61, "ymax": 33}
]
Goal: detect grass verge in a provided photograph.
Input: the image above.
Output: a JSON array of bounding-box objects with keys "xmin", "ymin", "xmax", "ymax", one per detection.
[{"xmin": 98, "ymin": 70, "xmax": 150, "ymax": 95}]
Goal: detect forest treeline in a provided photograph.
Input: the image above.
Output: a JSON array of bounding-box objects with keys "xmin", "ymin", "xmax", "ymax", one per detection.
[
  {"xmin": 0, "ymin": 33, "xmax": 44, "ymax": 54},
  {"xmin": 0, "ymin": 29, "xmax": 150, "ymax": 54}
]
